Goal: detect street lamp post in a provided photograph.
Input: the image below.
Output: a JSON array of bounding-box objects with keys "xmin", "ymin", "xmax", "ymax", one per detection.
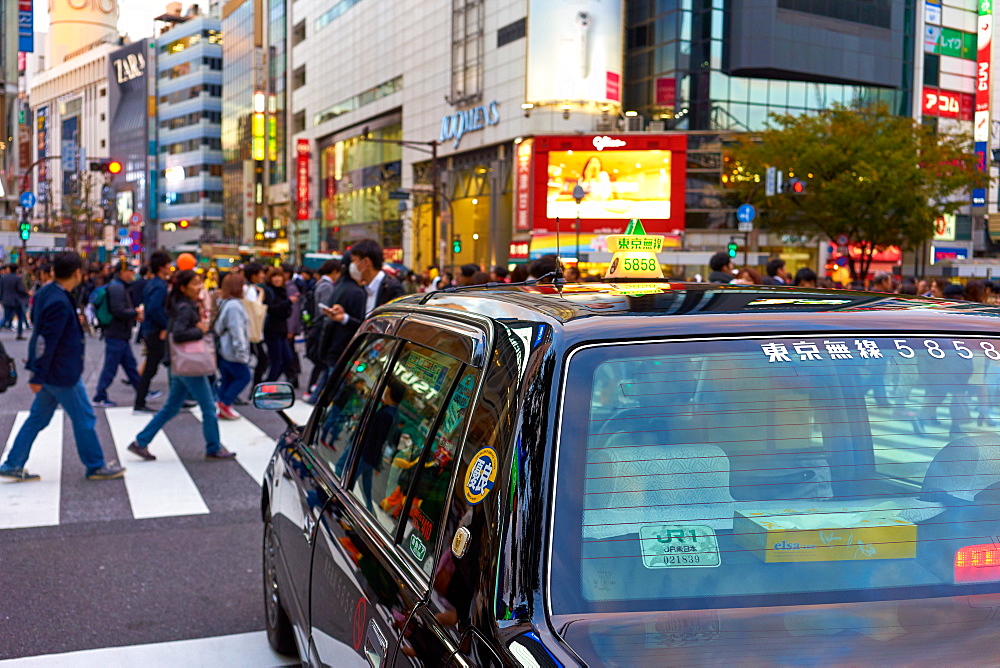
[
  {"xmin": 361, "ymin": 134, "xmax": 439, "ymax": 270},
  {"xmin": 572, "ymin": 184, "xmax": 585, "ymax": 266}
]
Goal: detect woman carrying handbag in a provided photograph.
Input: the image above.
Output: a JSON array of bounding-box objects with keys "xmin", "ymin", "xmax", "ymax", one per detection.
[{"xmin": 126, "ymin": 270, "xmax": 236, "ymax": 462}]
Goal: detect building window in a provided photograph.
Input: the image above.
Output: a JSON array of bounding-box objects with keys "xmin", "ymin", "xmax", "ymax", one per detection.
[
  {"xmin": 292, "ymin": 20, "xmax": 306, "ymax": 46},
  {"xmin": 100, "ymin": 113, "xmax": 106, "ymax": 121},
  {"xmin": 292, "ymin": 110, "xmax": 306, "ymax": 134},
  {"xmin": 497, "ymin": 17, "xmax": 525, "ymax": 48},
  {"xmin": 99, "ymin": 88, "xmax": 106, "ymax": 97},
  {"xmin": 449, "ymin": 0, "xmax": 484, "ymax": 106},
  {"xmin": 292, "ymin": 64, "xmax": 306, "ymax": 90},
  {"xmin": 100, "ymin": 139, "xmax": 106, "ymax": 148}
]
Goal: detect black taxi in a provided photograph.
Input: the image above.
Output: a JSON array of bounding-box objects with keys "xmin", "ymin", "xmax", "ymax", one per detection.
[{"xmin": 255, "ymin": 226, "xmax": 1000, "ymax": 666}]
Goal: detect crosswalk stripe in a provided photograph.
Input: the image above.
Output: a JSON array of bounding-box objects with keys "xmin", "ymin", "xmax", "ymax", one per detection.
[
  {"xmin": 104, "ymin": 407, "xmax": 209, "ymax": 520},
  {"xmin": 0, "ymin": 410, "xmax": 64, "ymax": 529},
  {"xmin": 0, "ymin": 630, "xmax": 298, "ymax": 667},
  {"xmin": 191, "ymin": 406, "xmax": 278, "ymax": 484}
]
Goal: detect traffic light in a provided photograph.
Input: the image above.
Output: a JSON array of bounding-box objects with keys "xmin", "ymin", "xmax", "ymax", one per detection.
[
  {"xmin": 727, "ymin": 241, "xmax": 738, "ymax": 259},
  {"xmin": 19, "ymin": 221, "xmax": 30, "ymax": 241},
  {"xmin": 452, "ymin": 235, "xmax": 462, "ymax": 254},
  {"xmin": 179, "ymin": 219, "xmax": 190, "ymax": 228},
  {"xmin": 783, "ymin": 177, "xmax": 806, "ymax": 194},
  {"xmin": 90, "ymin": 159, "xmax": 123, "ymax": 174}
]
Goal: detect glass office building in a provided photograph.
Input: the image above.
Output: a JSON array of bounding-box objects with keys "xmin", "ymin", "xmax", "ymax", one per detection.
[{"xmin": 624, "ymin": 0, "xmax": 916, "ymax": 231}]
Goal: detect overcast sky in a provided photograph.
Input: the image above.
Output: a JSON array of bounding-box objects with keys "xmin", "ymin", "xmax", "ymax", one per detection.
[{"xmin": 33, "ymin": 3, "xmax": 162, "ymax": 42}]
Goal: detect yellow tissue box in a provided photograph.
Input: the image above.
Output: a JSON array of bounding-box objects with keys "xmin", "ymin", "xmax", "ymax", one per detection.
[{"xmin": 733, "ymin": 506, "xmax": 917, "ymax": 563}]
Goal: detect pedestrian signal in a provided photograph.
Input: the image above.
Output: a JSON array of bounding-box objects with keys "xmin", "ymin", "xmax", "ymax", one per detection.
[
  {"xmin": 19, "ymin": 222, "xmax": 30, "ymax": 241},
  {"xmin": 727, "ymin": 242, "xmax": 738, "ymax": 259},
  {"xmin": 452, "ymin": 235, "xmax": 462, "ymax": 254}
]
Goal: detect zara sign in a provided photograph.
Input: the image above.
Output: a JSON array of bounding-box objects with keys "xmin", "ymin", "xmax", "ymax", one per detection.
[{"xmin": 439, "ymin": 101, "xmax": 500, "ymax": 148}]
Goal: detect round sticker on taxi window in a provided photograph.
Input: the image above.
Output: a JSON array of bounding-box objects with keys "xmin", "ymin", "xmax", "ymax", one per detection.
[{"xmin": 464, "ymin": 447, "xmax": 499, "ymax": 505}]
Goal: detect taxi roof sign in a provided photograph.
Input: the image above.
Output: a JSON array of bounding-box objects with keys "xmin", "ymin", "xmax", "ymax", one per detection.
[{"xmin": 604, "ymin": 218, "xmax": 665, "ymax": 280}]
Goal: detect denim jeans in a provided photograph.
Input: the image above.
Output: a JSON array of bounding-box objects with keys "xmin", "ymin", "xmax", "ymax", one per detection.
[
  {"xmin": 134, "ymin": 332, "xmax": 166, "ymax": 409},
  {"xmin": 2, "ymin": 303, "xmax": 25, "ymax": 336},
  {"xmin": 217, "ymin": 358, "xmax": 251, "ymax": 406},
  {"xmin": 135, "ymin": 373, "xmax": 222, "ymax": 454},
  {"xmin": 265, "ymin": 335, "xmax": 291, "ymax": 382},
  {"xmin": 94, "ymin": 337, "xmax": 141, "ymax": 402},
  {"xmin": 1, "ymin": 380, "xmax": 106, "ymax": 474}
]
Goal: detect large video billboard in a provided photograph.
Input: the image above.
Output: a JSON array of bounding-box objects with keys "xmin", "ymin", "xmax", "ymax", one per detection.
[
  {"xmin": 524, "ymin": 134, "xmax": 687, "ymax": 236},
  {"xmin": 526, "ymin": 0, "xmax": 623, "ymax": 104}
]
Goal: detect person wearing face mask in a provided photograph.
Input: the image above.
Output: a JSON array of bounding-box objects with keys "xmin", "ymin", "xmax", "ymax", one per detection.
[
  {"xmin": 308, "ymin": 253, "xmax": 365, "ymax": 404},
  {"xmin": 326, "ymin": 239, "xmax": 403, "ymax": 325}
]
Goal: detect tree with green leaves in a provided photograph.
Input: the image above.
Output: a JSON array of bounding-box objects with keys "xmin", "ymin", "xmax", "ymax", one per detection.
[{"xmin": 727, "ymin": 103, "xmax": 989, "ymax": 282}]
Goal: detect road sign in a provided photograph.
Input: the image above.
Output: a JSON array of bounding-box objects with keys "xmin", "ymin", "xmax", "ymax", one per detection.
[
  {"xmin": 129, "ymin": 243, "xmax": 142, "ymax": 254},
  {"xmin": 836, "ymin": 256, "xmax": 849, "ymax": 267},
  {"xmin": 836, "ymin": 234, "xmax": 849, "ymax": 246},
  {"xmin": 129, "ymin": 230, "xmax": 141, "ymax": 241},
  {"xmin": 765, "ymin": 167, "xmax": 777, "ymax": 197},
  {"xmin": 387, "ymin": 190, "xmax": 410, "ymax": 200},
  {"xmin": 19, "ymin": 192, "xmax": 36, "ymax": 209},
  {"xmin": 129, "ymin": 213, "xmax": 143, "ymax": 225},
  {"xmin": 738, "ymin": 221, "xmax": 754, "ymax": 232},
  {"xmin": 118, "ymin": 227, "xmax": 129, "ymax": 238},
  {"xmin": 736, "ymin": 204, "xmax": 756, "ymax": 223}
]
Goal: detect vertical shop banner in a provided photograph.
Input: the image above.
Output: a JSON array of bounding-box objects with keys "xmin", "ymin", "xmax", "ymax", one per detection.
[
  {"xmin": 974, "ymin": 0, "xmax": 992, "ymax": 207},
  {"xmin": 36, "ymin": 106, "xmax": 48, "ymax": 202},
  {"xmin": 296, "ymin": 139, "xmax": 311, "ymax": 221},
  {"xmin": 18, "ymin": 0, "xmax": 33, "ymax": 53},
  {"xmin": 515, "ymin": 139, "xmax": 533, "ymax": 232},
  {"xmin": 525, "ymin": 0, "xmax": 624, "ymax": 104}
]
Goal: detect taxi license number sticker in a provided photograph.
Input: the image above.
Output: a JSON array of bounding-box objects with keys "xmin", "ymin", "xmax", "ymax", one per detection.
[
  {"xmin": 409, "ymin": 534, "xmax": 427, "ymax": 562},
  {"xmin": 464, "ymin": 446, "xmax": 498, "ymax": 505},
  {"xmin": 761, "ymin": 338, "xmax": 1000, "ymax": 364},
  {"xmin": 639, "ymin": 525, "xmax": 722, "ymax": 569}
]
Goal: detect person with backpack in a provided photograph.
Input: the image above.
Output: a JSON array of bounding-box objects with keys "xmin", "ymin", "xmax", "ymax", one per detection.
[
  {"xmin": 133, "ymin": 252, "xmax": 171, "ymax": 413},
  {"xmin": 0, "ymin": 252, "xmax": 125, "ymax": 481},
  {"xmin": 126, "ymin": 269, "xmax": 235, "ymax": 462},
  {"xmin": 92, "ymin": 260, "xmax": 144, "ymax": 408}
]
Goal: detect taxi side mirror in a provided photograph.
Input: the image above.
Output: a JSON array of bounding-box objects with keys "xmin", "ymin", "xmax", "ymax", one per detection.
[{"xmin": 252, "ymin": 382, "xmax": 295, "ymax": 411}]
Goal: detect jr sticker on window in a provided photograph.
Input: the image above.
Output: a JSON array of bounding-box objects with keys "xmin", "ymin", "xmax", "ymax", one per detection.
[
  {"xmin": 639, "ymin": 525, "xmax": 722, "ymax": 569},
  {"xmin": 464, "ymin": 447, "xmax": 498, "ymax": 505}
]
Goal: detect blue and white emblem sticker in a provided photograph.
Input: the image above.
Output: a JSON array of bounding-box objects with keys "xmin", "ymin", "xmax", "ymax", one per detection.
[{"xmin": 464, "ymin": 447, "xmax": 498, "ymax": 505}]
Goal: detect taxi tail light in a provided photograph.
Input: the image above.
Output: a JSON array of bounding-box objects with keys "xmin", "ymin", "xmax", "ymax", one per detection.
[{"xmin": 954, "ymin": 544, "xmax": 1000, "ymax": 583}]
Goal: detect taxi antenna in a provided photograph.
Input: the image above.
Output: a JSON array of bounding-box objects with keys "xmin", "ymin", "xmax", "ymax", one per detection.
[{"xmin": 554, "ymin": 216, "xmax": 564, "ymax": 279}]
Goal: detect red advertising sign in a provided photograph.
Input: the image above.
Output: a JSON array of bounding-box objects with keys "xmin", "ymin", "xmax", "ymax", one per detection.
[
  {"xmin": 975, "ymin": 6, "xmax": 992, "ymax": 139},
  {"xmin": 296, "ymin": 138, "xmax": 310, "ymax": 221},
  {"xmin": 514, "ymin": 139, "xmax": 533, "ymax": 231},
  {"xmin": 655, "ymin": 78, "xmax": 677, "ymax": 107},
  {"xmin": 605, "ymin": 72, "xmax": 621, "ymax": 103},
  {"xmin": 922, "ymin": 87, "xmax": 974, "ymax": 119}
]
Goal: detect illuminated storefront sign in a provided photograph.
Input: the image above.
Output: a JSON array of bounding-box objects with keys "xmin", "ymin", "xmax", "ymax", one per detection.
[
  {"xmin": 296, "ymin": 139, "xmax": 310, "ymax": 221},
  {"xmin": 973, "ymin": 0, "xmax": 992, "ymax": 207},
  {"xmin": 922, "ymin": 87, "xmax": 973, "ymax": 120},
  {"xmin": 18, "ymin": 0, "xmax": 33, "ymax": 53},
  {"xmin": 525, "ymin": 134, "xmax": 687, "ymax": 237},
  {"xmin": 252, "ymin": 91, "xmax": 265, "ymax": 162},
  {"xmin": 439, "ymin": 101, "xmax": 499, "ymax": 149},
  {"xmin": 36, "ymin": 106, "xmax": 48, "ymax": 201},
  {"xmin": 112, "ymin": 51, "xmax": 145, "ymax": 83},
  {"xmin": 514, "ymin": 139, "xmax": 533, "ymax": 232}
]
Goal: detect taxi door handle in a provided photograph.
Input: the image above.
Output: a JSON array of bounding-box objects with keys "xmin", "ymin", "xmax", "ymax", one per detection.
[
  {"xmin": 302, "ymin": 514, "xmax": 315, "ymax": 543},
  {"xmin": 365, "ymin": 620, "xmax": 387, "ymax": 668}
]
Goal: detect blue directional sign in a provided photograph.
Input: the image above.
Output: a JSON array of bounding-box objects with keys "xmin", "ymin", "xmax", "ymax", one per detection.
[
  {"xmin": 736, "ymin": 204, "xmax": 756, "ymax": 223},
  {"xmin": 19, "ymin": 192, "xmax": 36, "ymax": 209}
]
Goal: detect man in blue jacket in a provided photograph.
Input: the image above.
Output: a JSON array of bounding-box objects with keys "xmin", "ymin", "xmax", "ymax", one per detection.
[
  {"xmin": 92, "ymin": 260, "xmax": 143, "ymax": 407},
  {"xmin": 133, "ymin": 252, "xmax": 171, "ymax": 413},
  {"xmin": 0, "ymin": 253, "xmax": 125, "ymax": 481}
]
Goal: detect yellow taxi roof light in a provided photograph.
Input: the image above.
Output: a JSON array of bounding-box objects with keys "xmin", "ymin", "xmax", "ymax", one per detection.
[{"xmin": 604, "ymin": 218, "xmax": 665, "ymax": 280}]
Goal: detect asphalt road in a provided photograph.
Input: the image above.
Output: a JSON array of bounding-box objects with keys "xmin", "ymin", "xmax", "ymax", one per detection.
[{"xmin": 0, "ymin": 326, "xmax": 307, "ymax": 663}]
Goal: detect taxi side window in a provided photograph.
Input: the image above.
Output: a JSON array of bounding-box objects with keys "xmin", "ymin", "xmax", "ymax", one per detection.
[
  {"xmin": 346, "ymin": 342, "xmax": 464, "ymax": 539},
  {"xmin": 309, "ymin": 335, "xmax": 396, "ymax": 477},
  {"xmin": 399, "ymin": 367, "xmax": 479, "ymax": 577}
]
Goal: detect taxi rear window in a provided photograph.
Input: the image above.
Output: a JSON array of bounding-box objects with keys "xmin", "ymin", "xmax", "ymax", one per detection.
[{"xmin": 551, "ymin": 336, "xmax": 1000, "ymax": 613}]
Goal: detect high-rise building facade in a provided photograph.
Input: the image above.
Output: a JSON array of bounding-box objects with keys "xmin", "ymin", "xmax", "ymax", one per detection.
[
  {"xmin": 155, "ymin": 10, "xmax": 224, "ymax": 247},
  {"xmin": 221, "ymin": 0, "xmax": 265, "ymax": 246}
]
